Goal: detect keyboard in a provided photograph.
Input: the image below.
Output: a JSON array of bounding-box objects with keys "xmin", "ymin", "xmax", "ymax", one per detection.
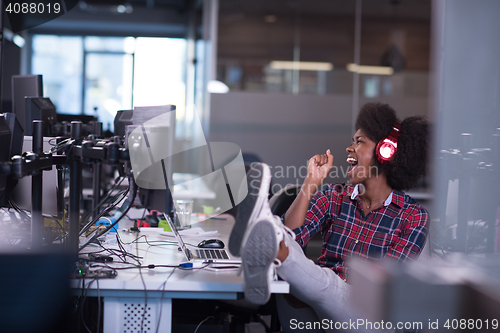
[{"xmin": 195, "ymin": 248, "xmax": 230, "ymax": 260}]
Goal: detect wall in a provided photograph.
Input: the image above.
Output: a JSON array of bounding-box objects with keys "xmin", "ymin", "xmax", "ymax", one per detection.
[
  {"xmin": 210, "ymin": 91, "xmax": 428, "ymax": 190},
  {"xmin": 217, "ymin": 0, "xmax": 431, "ymax": 94}
]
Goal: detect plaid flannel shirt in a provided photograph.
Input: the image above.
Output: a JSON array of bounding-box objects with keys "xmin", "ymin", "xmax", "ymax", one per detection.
[{"xmin": 292, "ymin": 183, "xmax": 429, "ymax": 282}]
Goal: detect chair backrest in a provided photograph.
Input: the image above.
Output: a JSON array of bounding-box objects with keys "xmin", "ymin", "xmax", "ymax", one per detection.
[{"xmin": 269, "ymin": 184, "xmax": 302, "ymax": 217}]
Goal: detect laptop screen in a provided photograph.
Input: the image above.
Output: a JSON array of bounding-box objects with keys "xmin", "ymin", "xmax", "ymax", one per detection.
[{"xmin": 165, "ymin": 216, "xmax": 191, "ymax": 261}]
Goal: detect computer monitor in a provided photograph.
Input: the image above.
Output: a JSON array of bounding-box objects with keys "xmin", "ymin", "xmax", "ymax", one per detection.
[
  {"xmin": 0, "ymin": 117, "xmax": 13, "ymax": 201},
  {"xmin": 0, "ymin": 113, "xmax": 24, "ymax": 207},
  {"xmin": 127, "ymin": 105, "xmax": 176, "ymax": 216},
  {"xmin": 24, "ymin": 97, "xmax": 57, "ymax": 136},
  {"xmin": 11, "ymin": 74, "xmax": 43, "ymax": 132},
  {"xmin": 138, "ymin": 188, "xmax": 174, "ymax": 217},
  {"xmin": 3, "ymin": 112, "xmax": 24, "ymax": 159},
  {"xmin": 56, "ymin": 113, "xmax": 97, "ymax": 124},
  {"xmin": 114, "ymin": 109, "xmax": 133, "ymax": 137}
]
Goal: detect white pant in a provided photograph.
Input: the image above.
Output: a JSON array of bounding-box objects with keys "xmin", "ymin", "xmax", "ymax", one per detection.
[{"xmin": 276, "ymin": 232, "xmax": 378, "ymax": 333}]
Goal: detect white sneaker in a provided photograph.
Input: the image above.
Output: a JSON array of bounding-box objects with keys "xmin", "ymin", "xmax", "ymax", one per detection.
[
  {"xmin": 241, "ymin": 215, "xmax": 295, "ymax": 305},
  {"xmin": 229, "ymin": 163, "xmax": 272, "ymax": 257}
]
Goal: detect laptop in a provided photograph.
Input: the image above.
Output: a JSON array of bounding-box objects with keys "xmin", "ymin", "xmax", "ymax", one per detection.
[{"xmin": 165, "ymin": 216, "xmax": 242, "ymax": 265}]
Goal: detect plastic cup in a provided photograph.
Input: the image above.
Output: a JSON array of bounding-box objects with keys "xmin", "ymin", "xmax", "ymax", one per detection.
[{"xmin": 174, "ymin": 200, "xmax": 193, "ymax": 229}]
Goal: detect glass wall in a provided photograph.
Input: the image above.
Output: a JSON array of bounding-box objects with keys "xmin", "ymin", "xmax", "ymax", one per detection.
[
  {"xmin": 31, "ymin": 35, "xmax": 187, "ymax": 132},
  {"xmin": 32, "ymin": 35, "xmax": 83, "ymax": 114},
  {"xmin": 211, "ymin": 0, "xmax": 432, "ymax": 196},
  {"xmin": 217, "ymin": 0, "xmax": 430, "ymax": 99}
]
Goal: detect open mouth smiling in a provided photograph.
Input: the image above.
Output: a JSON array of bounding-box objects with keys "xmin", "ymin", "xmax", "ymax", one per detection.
[{"xmin": 347, "ymin": 156, "xmax": 358, "ymax": 176}]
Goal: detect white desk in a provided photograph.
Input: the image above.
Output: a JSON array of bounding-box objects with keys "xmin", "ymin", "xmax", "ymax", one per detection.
[{"xmin": 73, "ymin": 216, "xmax": 289, "ymax": 333}]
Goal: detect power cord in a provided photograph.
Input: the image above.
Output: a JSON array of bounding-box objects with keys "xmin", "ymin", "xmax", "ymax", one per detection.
[
  {"xmin": 194, "ymin": 316, "xmax": 215, "ymax": 333},
  {"xmin": 155, "ymin": 267, "xmax": 177, "ymax": 333},
  {"xmin": 96, "ymin": 278, "xmax": 101, "ymax": 333},
  {"xmin": 79, "ymin": 177, "xmax": 137, "ymax": 252},
  {"xmin": 80, "ymin": 278, "xmax": 97, "ymax": 333}
]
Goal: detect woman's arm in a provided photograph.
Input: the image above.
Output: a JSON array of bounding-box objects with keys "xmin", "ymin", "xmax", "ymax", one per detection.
[
  {"xmin": 284, "ymin": 149, "xmax": 334, "ymax": 230},
  {"xmin": 386, "ymin": 206, "xmax": 429, "ymax": 261}
]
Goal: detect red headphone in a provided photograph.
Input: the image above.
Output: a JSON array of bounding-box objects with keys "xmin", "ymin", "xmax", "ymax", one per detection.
[{"xmin": 376, "ymin": 123, "xmax": 401, "ymax": 164}]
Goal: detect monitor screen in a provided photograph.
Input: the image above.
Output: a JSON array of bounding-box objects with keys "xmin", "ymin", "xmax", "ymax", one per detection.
[
  {"xmin": 0, "ymin": 113, "xmax": 24, "ymax": 207},
  {"xmin": 56, "ymin": 113, "xmax": 97, "ymax": 123},
  {"xmin": 24, "ymin": 97, "xmax": 57, "ymax": 136},
  {"xmin": 114, "ymin": 109, "xmax": 133, "ymax": 137},
  {"xmin": 128, "ymin": 105, "xmax": 176, "ymax": 216},
  {"xmin": 11, "ymin": 75, "xmax": 43, "ymax": 133},
  {"xmin": 0, "ymin": 116, "xmax": 12, "ymax": 199}
]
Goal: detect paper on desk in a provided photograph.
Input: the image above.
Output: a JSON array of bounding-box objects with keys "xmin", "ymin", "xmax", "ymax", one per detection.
[{"xmin": 158, "ymin": 227, "xmax": 219, "ymax": 238}]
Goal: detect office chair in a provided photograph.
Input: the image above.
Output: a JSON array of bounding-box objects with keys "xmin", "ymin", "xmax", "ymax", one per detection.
[
  {"xmin": 269, "ymin": 184, "xmax": 302, "ymax": 217},
  {"xmin": 223, "ymin": 155, "xmax": 274, "ymax": 217},
  {"xmin": 242, "ymin": 152, "xmax": 263, "ymax": 165}
]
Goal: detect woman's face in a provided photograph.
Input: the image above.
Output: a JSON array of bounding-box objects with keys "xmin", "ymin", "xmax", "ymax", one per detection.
[{"xmin": 346, "ymin": 129, "xmax": 378, "ymax": 184}]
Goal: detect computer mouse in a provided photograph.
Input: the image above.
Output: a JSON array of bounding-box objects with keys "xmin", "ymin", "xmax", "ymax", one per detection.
[{"xmin": 197, "ymin": 239, "xmax": 225, "ymax": 249}]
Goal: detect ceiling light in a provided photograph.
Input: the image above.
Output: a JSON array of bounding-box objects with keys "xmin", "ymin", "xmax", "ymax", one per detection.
[
  {"xmin": 80, "ymin": 1, "xmax": 133, "ymax": 14},
  {"xmin": 270, "ymin": 61, "xmax": 333, "ymax": 71},
  {"xmin": 13, "ymin": 35, "xmax": 25, "ymax": 48},
  {"xmin": 207, "ymin": 80, "xmax": 230, "ymax": 94},
  {"xmin": 116, "ymin": 4, "xmax": 132, "ymax": 13},
  {"xmin": 346, "ymin": 63, "xmax": 394, "ymax": 75},
  {"xmin": 116, "ymin": 5, "xmax": 127, "ymax": 13},
  {"xmin": 3, "ymin": 29, "xmax": 25, "ymax": 48}
]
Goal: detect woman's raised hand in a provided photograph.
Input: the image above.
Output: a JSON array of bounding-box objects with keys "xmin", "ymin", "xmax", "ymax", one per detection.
[
  {"xmin": 284, "ymin": 149, "xmax": 334, "ymax": 230},
  {"xmin": 306, "ymin": 149, "xmax": 334, "ymax": 186}
]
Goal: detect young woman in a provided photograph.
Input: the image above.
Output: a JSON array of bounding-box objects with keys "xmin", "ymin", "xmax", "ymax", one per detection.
[{"xmin": 240, "ymin": 102, "xmax": 429, "ymax": 332}]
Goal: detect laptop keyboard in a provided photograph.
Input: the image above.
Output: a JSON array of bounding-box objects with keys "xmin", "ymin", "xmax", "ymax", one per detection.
[{"xmin": 196, "ymin": 249, "xmax": 229, "ymax": 260}]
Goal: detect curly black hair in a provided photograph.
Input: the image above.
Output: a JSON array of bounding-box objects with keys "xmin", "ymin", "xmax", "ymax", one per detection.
[{"xmin": 355, "ymin": 102, "xmax": 428, "ymax": 191}]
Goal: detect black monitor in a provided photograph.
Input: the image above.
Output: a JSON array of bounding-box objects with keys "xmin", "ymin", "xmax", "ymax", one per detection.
[
  {"xmin": 56, "ymin": 113, "xmax": 97, "ymax": 124},
  {"xmin": 114, "ymin": 109, "xmax": 133, "ymax": 137},
  {"xmin": 11, "ymin": 75, "xmax": 43, "ymax": 132},
  {"xmin": 126, "ymin": 105, "xmax": 177, "ymax": 217},
  {"xmin": 0, "ymin": 113, "xmax": 24, "ymax": 207},
  {"xmin": 3, "ymin": 113, "xmax": 23, "ymax": 163},
  {"xmin": 138, "ymin": 188, "xmax": 174, "ymax": 217},
  {"xmin": 0, "ymin": 116, "xmax": 13, "ymax": 198},
  {"xmin": 24, "ymin": 97, "xmax": 57, "ymax": 136}
]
